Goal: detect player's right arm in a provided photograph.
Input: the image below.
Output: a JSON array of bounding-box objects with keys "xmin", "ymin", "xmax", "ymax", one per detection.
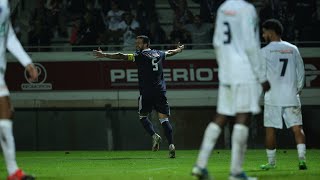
[{"xmin": 93, "ymin": 47, "xmax": 135, "ymax": 61}]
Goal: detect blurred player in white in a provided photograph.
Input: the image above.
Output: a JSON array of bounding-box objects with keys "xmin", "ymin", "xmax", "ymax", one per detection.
[
  {"xmin": 0, "ymin": 0, "xmax": 38, "ymax": 179},
  {"xmin": 192, "ymin": 0, "xmax": 270, "ymax": 180},
  {"xmin": 259, "ymin": 19, "xmax": 307, "ymax": 170}
]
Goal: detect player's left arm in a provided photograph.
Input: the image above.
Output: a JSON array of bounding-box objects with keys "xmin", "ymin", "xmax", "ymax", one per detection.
[
  {"xmin": 296, "ymin": 49, "xmax": 305, "ymax": 94},
  {"xmin": 244, "ymin": 7, "xmax": 268, "ymax": 84},
  {"xmin": 165, "ymin": 42, "xmax": 184, "ymax": 57},
  {"xmin": 6, "ymin": 21, "xmax": 38, "ymax": 81}
]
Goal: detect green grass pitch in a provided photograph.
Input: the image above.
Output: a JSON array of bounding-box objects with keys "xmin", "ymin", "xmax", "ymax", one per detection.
[{"xmin": 0, "ymin": 150, "xmax": 319, "ymax": 179}]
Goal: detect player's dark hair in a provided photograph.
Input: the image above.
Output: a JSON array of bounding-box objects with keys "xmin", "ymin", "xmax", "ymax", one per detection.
[
  {"xmin": 262, "ymin": 19, "xmax": 283, "ymax": 36},
  {"xmin": 136, "ymin": 35, "xmax": 150, "ymax": 47}
]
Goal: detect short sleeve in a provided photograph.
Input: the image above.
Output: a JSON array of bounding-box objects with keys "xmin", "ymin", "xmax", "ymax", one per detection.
[{"xmin": 158, "ymin": 50, "xmax": 166, "ymax": 61}]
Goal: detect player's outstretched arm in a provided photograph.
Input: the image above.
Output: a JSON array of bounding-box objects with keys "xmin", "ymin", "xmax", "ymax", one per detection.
[
  {"xmin": 165, "ymin": 42, "xmax": 184, "ymax": 57},
  {"xmin": 93, "ymin": 47, "xmax": 131, "ymax": 60}
]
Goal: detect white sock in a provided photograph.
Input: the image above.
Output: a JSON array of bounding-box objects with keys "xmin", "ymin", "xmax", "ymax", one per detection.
[
  {"xmin": 196, "ymin": 122, "xmax": 221, "ymax": 169},
  {"xmin": 297, "ymin": 144, "xmax": 306, "ymax": 161},
  {"xmin": 230, "ymin": 124, "xmax": 249, "ymax": 175},
  {"xmin": 240, "ymin": 144, "xmax": 247, "ymax": 165},
  {"xmin": 0, "ymin": 120, "xmax": 19, "ymax": 175},
  {"xmin": 266, "ymin": 149, "xmax": 276, "ymax": 165}
]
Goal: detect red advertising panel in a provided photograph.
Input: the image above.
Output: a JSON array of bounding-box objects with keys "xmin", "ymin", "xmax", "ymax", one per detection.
[
  {"xmin": 104, "ymin": 60, "xmax": 219, "ymax": 89},
  {"xmin": 5, "ymin": 58, "xmax": 320, "ymax": 91}
]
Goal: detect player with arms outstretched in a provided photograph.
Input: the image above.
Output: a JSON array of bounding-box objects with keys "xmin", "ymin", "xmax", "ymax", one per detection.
[
  {"xmin": 93, "ymin": 35, "xmax": 184, "ymax": 158},
  {"xmin": 0, "ymin": 0, "xmax": 38, "ymax": 179},
  {"xmin": 260, "ymin": 19, "xmax": 307, "ymax": 170},
  {"xmin": 192, "ymin": 0, "xmax": 270, "ymax": 179}
]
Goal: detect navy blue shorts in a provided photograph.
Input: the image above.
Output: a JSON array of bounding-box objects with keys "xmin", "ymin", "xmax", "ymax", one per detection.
[{"xmin": 138, "ymin": 92, "xmax": 170, "ymax": 116}]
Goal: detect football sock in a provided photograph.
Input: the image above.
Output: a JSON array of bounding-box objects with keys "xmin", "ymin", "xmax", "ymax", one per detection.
[
  {"xmin": 297, "ymin": 144, "xmax": 306, "ymax": 161},
  {"xmin": 266, "ymin": 149, "xmax": 276, "ymax": 165},
  {"xmin": 160, "ymin": 118, "xmax": 173, "ymax": 145},
  {"xmin": 139, "ymin": 117, "xmax": 156, "ymax": 136},
  {"xmin": 0, "ymin": 120, "xmax": 19, "ymax": 175},
  {"xmin": 230, "ymin": 124, "xmax": 248, "ymax": 175},
  {"xmin": 196, "ymin": 122, "xmax": 221, "ymax": 169}
]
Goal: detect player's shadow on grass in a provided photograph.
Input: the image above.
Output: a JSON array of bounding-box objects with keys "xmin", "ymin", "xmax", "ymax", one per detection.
[
  {"xmin": 67, "ymin": 157, "xmax": 161, "ymax": 161},
  {"xmin": 245, "ymin": 169, "xmax": 302, "ymax": 173}
]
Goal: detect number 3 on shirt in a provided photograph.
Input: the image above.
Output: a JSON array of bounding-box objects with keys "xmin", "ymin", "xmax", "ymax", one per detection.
[
  {"xmin": 152, "ymin": 58, "xmax": 159, "ymax": 71},
  {"xmin": 223, "ymin": 22, "xmax": 232, "ymax": 44}
]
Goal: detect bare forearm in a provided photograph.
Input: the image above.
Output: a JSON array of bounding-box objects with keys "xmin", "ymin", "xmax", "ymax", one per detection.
[
  {"xmin": 104, "ymin": 52, "xmax": 128, "ymax": 60},
  {"xmin": 166, "ymin": 48, "xmax": 182, "ymax": 57}
]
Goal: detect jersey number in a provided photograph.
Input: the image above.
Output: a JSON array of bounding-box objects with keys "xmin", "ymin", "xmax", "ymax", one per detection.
[
  {"xmin": 152, "ymin": 58, "xmax": 158, "ymax": 71},
  {"xmin": 223, "ymin": 22, "xmax": 232, "ymax": 44},
  {"xmin": 279, "ymin": 58, "xmax": 288, "ymax": 76}
]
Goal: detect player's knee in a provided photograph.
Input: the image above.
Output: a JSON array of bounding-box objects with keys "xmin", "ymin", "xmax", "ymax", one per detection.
[
  {"xmin": 291, "ymin": 125, "xmax": 304, "ymax": 135},
  {"xmin": 160, "ymin": 118, "xmax": 172, "ymax": 132},
  {"xmin": 158, "ymin": 112, "xmax": 169, "ymax": 119},
  {"xmin": 159, "ymin": 117, "xmax": 169, "ymax": 124}
]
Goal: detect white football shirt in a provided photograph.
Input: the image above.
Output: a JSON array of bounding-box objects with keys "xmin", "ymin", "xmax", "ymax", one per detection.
[
  {"xmin": 261, "ymin": 41, "xmax": 305, "ymax": 106},
  {"xmin": 213, "ymin": 0, "xmax": 266, "ymax": 84},
  {"xmin": 0, "ymin": 0, "xmax": 32, "ymax": 73}
]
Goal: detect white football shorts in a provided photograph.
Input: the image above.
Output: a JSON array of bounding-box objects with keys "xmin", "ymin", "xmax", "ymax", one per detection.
[
  {"xmin": 217, "ymin": 83, "xmax": 262, "ymax": 116},
  {"xmin": 264, "ymin": 104, "xmax": 302, "ymax": 129}
]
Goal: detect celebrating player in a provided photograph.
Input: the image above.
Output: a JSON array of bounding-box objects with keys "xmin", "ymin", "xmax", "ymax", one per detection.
[
  {"xmin": 260, "ymin": 19, "xmax": 307, "ymax": 170},
  {"xmin": 0, "ymin": 0, "xmax": 38, "ymax": 179},
  {"xmin": 93, "ymin": 35, "xmax": 184, "ymax": 158},
  {"xmin": 192, "ymin": 0, "xmax": 270, "ymax": 179}
]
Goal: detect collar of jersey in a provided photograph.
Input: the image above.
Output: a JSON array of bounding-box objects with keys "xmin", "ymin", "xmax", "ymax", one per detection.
[{"xmin": 142, "ymin": 48, "xmax": 151, "ymax": 52}]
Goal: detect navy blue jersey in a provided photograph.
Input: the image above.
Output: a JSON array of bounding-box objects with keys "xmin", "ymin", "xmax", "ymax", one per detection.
[{"xmin": 134, "ymin": 49, "xmax": 166, "ymax": 94}]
